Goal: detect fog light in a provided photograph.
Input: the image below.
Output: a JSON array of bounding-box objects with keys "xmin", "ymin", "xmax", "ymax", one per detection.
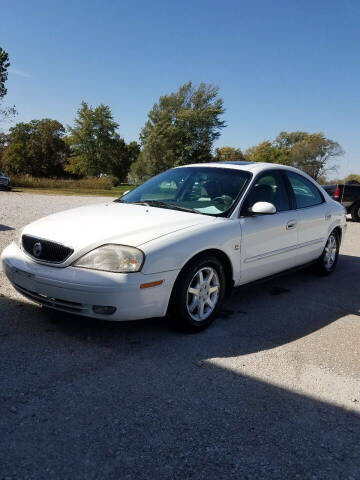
[{"xmin": 92, "ymin": 305, "xmax": 117, "ymax": 315}]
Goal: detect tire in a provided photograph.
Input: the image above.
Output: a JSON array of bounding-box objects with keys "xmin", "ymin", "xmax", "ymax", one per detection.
[
  {"xmin": 350, "ymin": 202, "xmax": 360, "ymax": 222},
  {"xmin": 314, "ymin": 230, "xmax": 340, "ymax": 276},
  {"xmin": 169, "ymin": 254, "xmax": 226, "ymax": 332}
]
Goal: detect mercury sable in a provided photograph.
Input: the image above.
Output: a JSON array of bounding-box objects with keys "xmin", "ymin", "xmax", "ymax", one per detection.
[{"xmin": 1, "ymin": 162, "xmax": 346, "ymax": 331}]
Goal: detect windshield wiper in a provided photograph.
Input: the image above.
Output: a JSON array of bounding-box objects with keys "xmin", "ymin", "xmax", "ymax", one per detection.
[
  {"xmin": 126, "ymin": 200, "xmax": 200, "ymax": 214},
  {"xmin": 115, "ymin": 200, "xmax": 150, "ymax": 206},
  {"xmin": 159, "ymin": 202, "xmax": 200, "ymax": 214},
  {"xmin": 131, "ymin": 201, "xmax": 151, "ymax": 206}
]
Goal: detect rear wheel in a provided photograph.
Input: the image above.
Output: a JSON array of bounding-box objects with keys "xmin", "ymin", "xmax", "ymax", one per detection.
[
  {"xmin": 350, "ymin": 202, "xmax": 360, "ymax": 222},
  {"xmin": 314, "ymin": 231, "xmax": 340, "ymax": 275},
  {"xmin": 169, "ymin": 254, "xmax": 226, "ymax": 332}
]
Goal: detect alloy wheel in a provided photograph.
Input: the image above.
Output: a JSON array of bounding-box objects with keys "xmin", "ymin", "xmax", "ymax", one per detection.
[
  {"xmin": 323, "ymin": 234, "xmax": 337, "ymax": 270},
  {"xmin": 186, "ymin": 267, "xmax": 220, "ymax": 321}
]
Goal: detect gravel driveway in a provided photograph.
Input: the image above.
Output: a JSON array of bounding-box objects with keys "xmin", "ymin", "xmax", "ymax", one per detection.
[{"xmin": 1, "ymin": 191, "xmax": 360, "ymax": 479}]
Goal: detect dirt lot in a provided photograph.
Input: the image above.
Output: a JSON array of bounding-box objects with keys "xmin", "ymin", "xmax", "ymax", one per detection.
[{"xmin": 1, "ymin": 191, "xmax": 360, "ymax": 480}]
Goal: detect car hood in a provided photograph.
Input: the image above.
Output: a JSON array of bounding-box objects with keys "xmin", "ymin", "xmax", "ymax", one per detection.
[{"xmin": 22, "ymin": 202, "xmax": 216, "ymax": 252}]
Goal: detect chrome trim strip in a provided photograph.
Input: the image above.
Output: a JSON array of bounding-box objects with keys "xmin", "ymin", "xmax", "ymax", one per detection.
[
  {"xmin": 298, "ymin": 237, "xmax": 325, "ymax": 249},
  {"xmin": 244, "ymin": 238, "xmax": 325, "ymax": 263},
  {"xmin": 244, "ymin": 245, "xmax": 297, "ymax": 263}
]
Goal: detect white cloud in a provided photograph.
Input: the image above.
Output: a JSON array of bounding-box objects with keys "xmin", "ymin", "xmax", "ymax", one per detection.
[{"xmin": 8, "ymin": 68, "xmax": 32, "ymax": 78}]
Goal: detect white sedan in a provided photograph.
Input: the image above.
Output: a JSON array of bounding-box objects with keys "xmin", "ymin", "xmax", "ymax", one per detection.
[{"xmin": 1, "ymin": 162, "xmax": 346, "ymax": 331}]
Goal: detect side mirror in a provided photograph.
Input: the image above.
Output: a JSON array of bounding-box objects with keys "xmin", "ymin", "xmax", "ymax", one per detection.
[{"xmin": 248, "ymin": 201, "xmax": 277, "ymax": 215}]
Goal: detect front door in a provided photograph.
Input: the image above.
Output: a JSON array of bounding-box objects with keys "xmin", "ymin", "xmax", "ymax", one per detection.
[{"xmin": 239, "ymin": 170, "xmax": 299, "ymax": 284}]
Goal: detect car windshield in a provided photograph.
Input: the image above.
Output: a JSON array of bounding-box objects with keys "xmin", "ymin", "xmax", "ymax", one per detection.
[{"xmin": 116, "ymin": 166, "xmax": 251, "ymax": 216}]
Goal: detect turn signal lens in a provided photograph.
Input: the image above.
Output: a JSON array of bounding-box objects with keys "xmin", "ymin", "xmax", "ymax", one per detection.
[{"xmin": 140, "ymin": 280, "xmax": 163, "ymax": 289}]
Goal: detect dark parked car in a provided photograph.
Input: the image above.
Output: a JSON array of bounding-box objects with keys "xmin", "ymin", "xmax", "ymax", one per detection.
[
  {"xmin": 0, "ymin": 172, "xmax": 11, "ymax": 191},
  {"xmin": 323, "ymin": 183, "xmax": 360, "ymax": 221}
]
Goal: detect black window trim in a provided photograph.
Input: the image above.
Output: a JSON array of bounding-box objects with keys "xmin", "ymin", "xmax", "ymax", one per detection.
[
  {"xmin": 225, "ymin": 171, "xmax": 253, "ymax": 218},
  {"xmin": 239, "ymin": 168, "xmax": 294, "ymax": 217},
  {"xmin": 284, "ymin": 170, "xmax": 325, "ymax": 210},
  {"xmin": 281, "ymin": 170, "xmax": 297, "ymax": 210}
]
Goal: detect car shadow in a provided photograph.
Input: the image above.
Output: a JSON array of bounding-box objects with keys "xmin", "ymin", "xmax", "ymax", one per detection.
[
  {"xmin": 0, "ymin": 253, "xmax": 360, "ymax": 478},
  {"xmin": 13, "ymin": 253, "xmax": 358, "ymax": 356},
  {"xmin": 0, "ymin": 224, "xmax": 14, "ymax": 231}
]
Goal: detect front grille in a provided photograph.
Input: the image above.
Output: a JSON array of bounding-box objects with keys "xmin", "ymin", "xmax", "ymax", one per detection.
[
  {"xmin": 22, "ymin": 235, "xmax": 74, "ymax": 263},
  {"xmin": 13, "ymin": 283, "xmax": 85, "ymax": 313},
  {"xmin": 0, "ymin": 177, "xmax": 9, "ymax": 185}
]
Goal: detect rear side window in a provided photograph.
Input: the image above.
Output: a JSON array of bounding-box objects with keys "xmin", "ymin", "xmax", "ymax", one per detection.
[{"xmin": 287, "ymin": 172, "xmax": 323, "ymax": 208}]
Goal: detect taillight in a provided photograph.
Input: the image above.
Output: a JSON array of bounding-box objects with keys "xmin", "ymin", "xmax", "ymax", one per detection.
[{"xmin": 334, "ymin": 186, "xmax": 340, "ymax": 199}]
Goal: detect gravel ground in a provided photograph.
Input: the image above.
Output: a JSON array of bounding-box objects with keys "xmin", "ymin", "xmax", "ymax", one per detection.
[{"xmin": 1, "ymin": 191, "xmax": 360, "ymax": 480}]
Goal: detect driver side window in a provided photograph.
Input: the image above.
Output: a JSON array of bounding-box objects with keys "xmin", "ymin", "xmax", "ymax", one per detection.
[{"xmin": 243, "ymin": 170, "xmax": 291, "ymax": 213}]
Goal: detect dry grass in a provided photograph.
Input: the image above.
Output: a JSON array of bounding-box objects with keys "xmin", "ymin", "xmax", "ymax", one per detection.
[{"xmin": 11, "ymin": 176, "xmax": 114, "ymax": 190}]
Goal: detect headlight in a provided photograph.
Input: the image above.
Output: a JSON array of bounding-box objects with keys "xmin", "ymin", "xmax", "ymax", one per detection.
[{"xmin": 73, "ymin": 244, "xmax": 144, "ymax": 273}]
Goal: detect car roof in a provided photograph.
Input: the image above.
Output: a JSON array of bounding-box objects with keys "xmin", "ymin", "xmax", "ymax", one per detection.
[
  {"xmin": 217, "ymin": 161, "xmax": 254, "ymax": 166},
  {"xmin": 178, "ymin": 161, "xmax": 297, "ymax": 174},
  {"xmin": 176, "ymin": 161, "xmax": 323, "ymax": 186}
]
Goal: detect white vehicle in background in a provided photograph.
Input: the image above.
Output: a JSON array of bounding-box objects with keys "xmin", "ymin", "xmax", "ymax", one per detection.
[{"xmin": 1, "ymin": 162, "xmax": 346, "ymax": 331}]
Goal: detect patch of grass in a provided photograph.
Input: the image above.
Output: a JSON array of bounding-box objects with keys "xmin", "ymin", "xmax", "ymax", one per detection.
[
  {"xmin": 11, "ymin": 176, "xmax": 118, "ymax": 190},
  {"xmin": 9, "ymin": 176, "xmax": 135, "ymax": 197}
]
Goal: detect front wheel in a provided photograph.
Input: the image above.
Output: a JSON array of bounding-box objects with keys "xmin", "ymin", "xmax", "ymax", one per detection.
[
  {"xmin": 169, "ymin": 255, "xmax": 226, "ymax": 332},
  {"xmin": 314, "ymin": 231, "xmax": 340, "ymax": 275}
]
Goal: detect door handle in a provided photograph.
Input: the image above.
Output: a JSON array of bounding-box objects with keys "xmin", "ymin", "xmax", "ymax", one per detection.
[{"xmin": 286, "ymin": 220, "xmax": 297, "ymax": 230}]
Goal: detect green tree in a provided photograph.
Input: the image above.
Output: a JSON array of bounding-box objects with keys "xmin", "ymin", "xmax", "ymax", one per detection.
[
  {"xmin": 245, "ymin": 131, "xmax": 343, "ymax": 180},
  {"xmin": 2, "ymin": 119, "xmax": 68, "ymax": 176},
  {"xmin": 0, "ymin": 131, "xmax": 7, "ymax": 169},
  {"xmin": 214, "ymin": 146, "xmax": 244, "ymax": 162},
  {"xmin": 0, "ymin": 47, "xmax": 16, "ymax": 124},
  {"xmin": 274, "ymin": 131, "xmax": 309, "ymax": 149},
  {"xmin": 343, "ymin": 174, "xmax": 360, "ymax": 184},
  {"xmin": 134, "ymin": 82, "xmax": 225, "ymax": 177},
  {"xmin": 285, "ymin": 132, "xmax": 343, "ymax": 180},
  {"xmin": 66, "ymin": 102, "xmax": 138, "ymax": 181},
  {"xmin": 108, "ymin": 140, "xmax": 140, "ymax": 183},
  {"xmin": 0, "ymin": 47, "xmax": 10, "ymax": 99},
  {"xmin": 128, "ymin": 151, "xmax": 151, "ymax": 184},
  {"xmin": 66, "ymin": 102, "xmax": 122, "ymax": 177},
  {"xmin": 316, "ymin": 175, "xmax": 328, "ymax": 185},
  {"xmin": 245, "ymin": 141, "xmax": 290, "ymax": 165}
]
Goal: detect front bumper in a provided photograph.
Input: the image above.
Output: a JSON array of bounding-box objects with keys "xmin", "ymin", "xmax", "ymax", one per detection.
[{"xmin": 1, "ymin": 242, "xmax": 179, "ymax": 321}]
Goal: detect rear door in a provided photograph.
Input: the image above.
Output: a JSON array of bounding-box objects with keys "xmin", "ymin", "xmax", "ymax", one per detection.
[
  {"xmin": 239, "ymin": 170, "xmax": 299, "ymax": 284},
  {"xmin": 285, "ymin": 171, "xmax": 329, "ymax": 264}
]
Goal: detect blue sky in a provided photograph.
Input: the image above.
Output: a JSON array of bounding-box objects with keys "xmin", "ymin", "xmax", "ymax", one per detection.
[{"xmin": 1, "ymin": 0, "xmax": 359, "ymax": 177}]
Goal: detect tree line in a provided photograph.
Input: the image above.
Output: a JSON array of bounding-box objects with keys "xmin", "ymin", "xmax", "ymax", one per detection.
[
  {"xmin": 1, "ymin": 103, "xmax": 140, "ymax": 182},
  {"xmin": 0, "ymin": 46, "xmax": 347, "ymax": 184}
]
